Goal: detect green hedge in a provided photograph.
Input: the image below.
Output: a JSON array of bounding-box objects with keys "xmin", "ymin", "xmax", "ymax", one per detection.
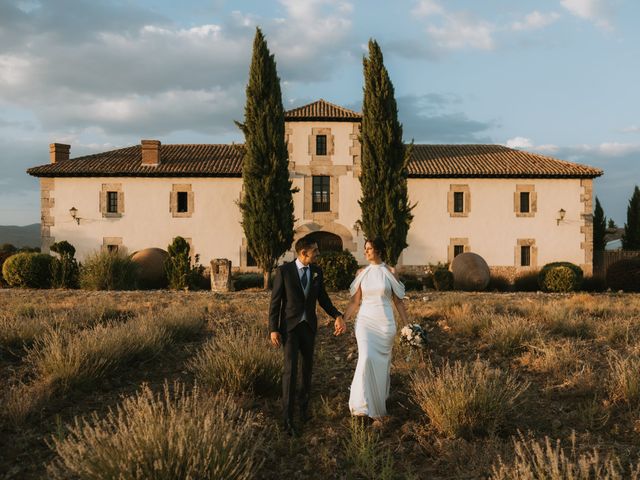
[
  {"xmin": 538, "ymin": 262, "xmax": 583, "ymax": 292},
  {"xmin": 433, "ymin": 268, "xmax": 454, "ymax": 291},
  {"xmin": 314, "ymin": 250, "xmax": 359, "ymax": 291},
  {"xmin": 2, "ymin": 252, "xmax": 54, "ymax": 288}
]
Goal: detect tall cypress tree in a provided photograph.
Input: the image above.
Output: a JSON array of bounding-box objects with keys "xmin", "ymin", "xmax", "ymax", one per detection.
[
  {"xmin": 236, "ymin": 28, "xmax": 295, "ymax": 288},
  {"xmin": 593, "ymin": 196, "xmax": 607, "ymax": 251},
  {"xmin": 622, "ymin": 185, "xmax": 640, "ymax": 250},
  {"xmin": 359, "ymin": 39, "xmax": 414, "ymax": 266}
]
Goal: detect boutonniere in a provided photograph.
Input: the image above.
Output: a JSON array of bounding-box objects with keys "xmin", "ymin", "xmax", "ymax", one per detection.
[{"xmin": 312, "ymin": 272, "xmax": 319, "ymax": 281}]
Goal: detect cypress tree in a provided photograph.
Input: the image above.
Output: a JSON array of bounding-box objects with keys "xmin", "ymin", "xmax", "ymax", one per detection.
[
  {"xmin": 593, "ymin": 196, "xmax": 607, "ymax": 251},
  {"xmin": 236, "ymin": 28, "xmax": 295, "ymax": 288},
  {"xmin": 622, "ymin": 185, "xmax": 640, "ymax": 250},
  {"xmin": 359, "ymin": 39, "xmax": 414, "ymax": 265}
]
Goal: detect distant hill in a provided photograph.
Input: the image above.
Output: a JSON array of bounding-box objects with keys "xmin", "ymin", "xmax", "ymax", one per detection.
[{"xmin": 0, "ymin": 223, "xmax": 40, "ymax": 249}]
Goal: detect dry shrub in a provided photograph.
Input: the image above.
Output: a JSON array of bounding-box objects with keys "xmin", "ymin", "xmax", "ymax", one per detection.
[
  {"xmin": 597, "ymin": 316, "xmax": 640, "ymax": 345},
  {"xmin": 188, "ymin": 326, "xmax": 281, "ymax": 396},
  {"xmin": 24, "ymin": 310, "xmax": 205, "ymax": 394},
  {"xmin": 483, "ymin": 315, "xmax": 540, "ymax": 356},
  {"xmin": 0, "ymin": 313, "xmax": 51, "ymax": 353},
  {"xmin": 446, "ymin": 303, "xmax": 491, "ymax": 337},
  {"xmin": 48, "ymin": 382, "xmax": 263, "ymax": 480},
  {"xmin": 491, "ymin": 432, "xmax": 639, "ymax": 480},
  {"xmin": 411, "ymin": 358, "xmax": 529, "ymax": 438},
  {"xmin": 519, "ymin": 340, "xmax": 594, "ymax": 392},
  {"xmin": 607, "ymin": 352, "xmax": 640, "ymax": 406},
  {"xmin": 343, "ymin": 417, "xmax": 394, "ymax": 480},
  {"xmin": 543, "ymin": 303, "xmax": 595, "ymax": 339},
  {"xmin": 25, "ymin": 320, "xmax": 167, "ymax": 393}
]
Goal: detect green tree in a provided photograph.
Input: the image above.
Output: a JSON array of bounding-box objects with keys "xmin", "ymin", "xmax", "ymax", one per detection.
[
  {"xmin": 358, "ymin": 39, "xmax": 414, "ymax": 265},
  {"xmin": 622, "ymin": 185, "xmax": 640, "ymax": 250},
  {"xmin": 50, "ymin": 240, "xmax": 79, "ymax": 288},
  {"xmin": 607, "ymin": 218, "xmax": 618, "ymax": 230},
  {"xmin": 236, "ymin": 28, "xmax": 295, "ymax": 288},
  {"xmin": 165, "ymin": 236, "xmax": 203, "ymax": 290},
  {"xmin": 593, "ymin": 197, "xmax": 607, "ymax": 251}
]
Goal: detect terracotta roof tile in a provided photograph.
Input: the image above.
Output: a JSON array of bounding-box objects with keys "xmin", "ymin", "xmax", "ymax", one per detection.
[
  {"xmin": 408, "ymin": 144, "xmax": 603, "ymax": 178},
  {"xmin": 27, "ymin": 143, "xmax": 603, "ymax": 179},
  {"xmin": 285, "ymin": 99, "xmax": 361, "ymax": 121},
  {"xmin": 27, "ymin": 144, "xmax": 244, "ymax": 177}
]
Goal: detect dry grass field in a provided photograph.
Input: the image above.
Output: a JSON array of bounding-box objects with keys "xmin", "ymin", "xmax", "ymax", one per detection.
[{"xmin": 2, "ymin": 289, "xmax": 640, "ymax": 479}]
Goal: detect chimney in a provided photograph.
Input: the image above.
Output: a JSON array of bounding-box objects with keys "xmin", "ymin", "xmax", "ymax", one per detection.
[
  {"xmin": 50, "ymin": 143, "xmax": 70, "ymax": 164},
  {"xmin": 141, "ymin": 139, "xmax": 161, "ymax": 166}
]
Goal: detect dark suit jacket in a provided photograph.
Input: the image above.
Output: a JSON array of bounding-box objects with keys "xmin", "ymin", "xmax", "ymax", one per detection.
[{"xmin": 269, "ymin": 261, "xmax": 342, "ymax": 334}]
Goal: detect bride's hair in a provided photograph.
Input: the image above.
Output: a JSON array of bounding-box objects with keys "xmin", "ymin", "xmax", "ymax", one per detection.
[{"xmin": 365, "ymin": 237, "xmax": 386, "ymax": 261}]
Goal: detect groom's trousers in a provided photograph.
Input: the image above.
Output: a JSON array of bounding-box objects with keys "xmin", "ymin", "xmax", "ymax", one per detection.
[{"xmin": 282, "ymin": 321, "xmax": 315, "ymax": 422}]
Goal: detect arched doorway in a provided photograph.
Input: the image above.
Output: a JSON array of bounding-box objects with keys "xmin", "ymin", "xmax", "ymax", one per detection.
[{"xmin": 303, "ymin": 231, "xmax": 343, "ymax": 253}]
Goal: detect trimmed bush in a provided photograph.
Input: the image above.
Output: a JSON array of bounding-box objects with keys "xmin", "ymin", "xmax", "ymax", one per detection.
[
  {"xmin": 79, "ymin": 250, "xmax": 138, "ymax": 290},
  {"xmin": 433, "ymin": 268, "xmax": 454, "ymax": 291},
  {"xmin": 605, "ymin": 257, "xmax": 640, "ymax": 292},
  {"xmin": 538, "ymin": 262, "xmax": 583, "ymax": 293},
  {"xmin": 314, "ymin": 249, "xmax": 358, "ymax": 291},
  {"xmin": 2, "ymin": 252, "xmax": 54, "ymax": 288},
  {"xmin": 233, "ymin": 273, "xmax": 263, "ymax": 290},
  {"xmin": 488, "ymin": 274, "xmax": 511, "ymax": 292},
  {"xmin": 399, "ymin": 273, "xmax": 423, "ymax": 291},
  {"xmin": 48, "ymin": 383, "xmax": 263, "ymax": 480},
  {"xmin": 513, "ymin": 270, "xmax": 540, "ymax": 292},
  {"xmin": 581, "ymin": 275, "xmax": 606, "ymax": 292}
]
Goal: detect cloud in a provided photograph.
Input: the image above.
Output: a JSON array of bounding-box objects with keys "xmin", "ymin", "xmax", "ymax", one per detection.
[
  {"xmin": 511, "ymin": 11, "xmax": 561, "ymax": 31},
  {"xmin": 407, "ymin": 1, "xmax": 497, "ymax": 53},
  {"xmin": 506, "ymin": 136, "xmax": 534, "ymax": 148},
  {"xmin": 560, "ymin": 0, "xmax": 614, "ymax": 29},
  {"xmin": 622, "ymin": 125, "xmax": 640, "ymax": 133},
  {"xmin": 396, "ymin": 94, "xmax": 494, "ymax": 143},
  {"xmin": 412, "ymin": 0, "xmax": 444, "ymax": 18}
]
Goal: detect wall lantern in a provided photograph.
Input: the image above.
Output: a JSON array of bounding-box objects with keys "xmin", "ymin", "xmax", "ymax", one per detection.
[
  {"xmin": 556, "ymin": 208, "xmax": 566, "ymax": 225},
  {"xmin": 69, "ymin": 206, "xmax": 80, "ymax": 225}
]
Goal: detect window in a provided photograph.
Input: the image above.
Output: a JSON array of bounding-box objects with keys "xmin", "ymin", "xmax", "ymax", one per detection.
[
  {"xmin": 316, "ymin": 135, "xmax": 327, "ymax": 155},
  {"xmin": 107, "ymin": 191, "xmax": 118, "ymax": 213},
  {"xmin": 520, "ymin": 192, "xmax": 530, "ymax": 213},
  {"xmin": 454, "ymin": 245, "xmax": 465, "ymax": 257},
  {"xmin": 521, "ymin": 245, "xmax": 531, "ymax": 267},
  {"xmin": 453, "ymin": 192, "xmax": 464, "ymax": 213},
  {"xmin": 312, "ymin": 176, "xmax": 330, "ymax": 212},
  {"xmin": 107, "ymin": 244, "xmax": 119, "ymax": 254},
  {"xmin": 177, "ymin": 191, "xmax": 188, "ymax": 213}
]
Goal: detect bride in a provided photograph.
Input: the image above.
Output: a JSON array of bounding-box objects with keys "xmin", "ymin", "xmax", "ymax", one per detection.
[{"xmin": 344, "ymin": 237, "xmax": 409, "ymax": 419}]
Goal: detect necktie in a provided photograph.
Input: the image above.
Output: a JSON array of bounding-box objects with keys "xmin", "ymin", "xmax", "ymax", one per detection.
[{"xmin": 301, "ymin": 267, "xmax": 308, "ymax": 288}]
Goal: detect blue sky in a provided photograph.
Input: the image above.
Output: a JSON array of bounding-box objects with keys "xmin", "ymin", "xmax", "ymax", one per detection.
[{"xmin": 0, "ymin": 0, "xmax": 638, "ymax": 226}]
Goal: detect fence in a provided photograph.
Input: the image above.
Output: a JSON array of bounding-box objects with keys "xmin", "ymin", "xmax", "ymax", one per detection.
[{"xmin": 594, "ymin": 250, "xmax": 640, "ymax": 277}]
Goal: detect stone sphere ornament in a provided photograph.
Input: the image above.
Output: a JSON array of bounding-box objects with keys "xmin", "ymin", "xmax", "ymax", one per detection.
[
  {"xmin": 451, "ymin": 252, "xmax": 490, "ymax": 291},
  {"xmin": 131, "ymin": 248, "xmax": 169, "ymax": 289}
]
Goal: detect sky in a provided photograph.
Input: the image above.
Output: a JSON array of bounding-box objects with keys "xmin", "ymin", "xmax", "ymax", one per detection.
[{"xmin": 0, "ymin": 0, "xmax": 638, "ymax": 226}]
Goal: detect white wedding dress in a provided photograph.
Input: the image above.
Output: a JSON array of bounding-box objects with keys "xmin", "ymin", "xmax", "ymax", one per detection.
[{"xmin": 348, "ymin": 263, "xmax": 405, "ymax": 418}]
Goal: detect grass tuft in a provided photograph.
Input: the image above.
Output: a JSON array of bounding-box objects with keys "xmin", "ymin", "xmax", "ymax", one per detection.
[
  {"xmin": 491, "ymin": 432, "xmax": 638, "ymax": 479},
  {"xmin": 48, "ymin": 382, "xmax": 263, "ymax": 480},
  {"xmin": 343, "ymin": 417, "xmax": 395, "ymax": 480},
  {"xmin": 411, "ymin": 358, "xmax": 529, "ymax": 438},
  {"xmin": 188, "ymin": 326, "xmax": 281, "ymax": 396}
]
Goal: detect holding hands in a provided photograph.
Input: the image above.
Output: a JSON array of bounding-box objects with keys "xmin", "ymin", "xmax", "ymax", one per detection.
[{"xmin": 334, "ymin": 315, "xmax": 347, "ymax": 336}]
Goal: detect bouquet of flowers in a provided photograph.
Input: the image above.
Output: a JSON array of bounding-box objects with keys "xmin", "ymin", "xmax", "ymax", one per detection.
[{"xmin": 400, "ymin": 323, "xmax": 428, "ymax": 349}]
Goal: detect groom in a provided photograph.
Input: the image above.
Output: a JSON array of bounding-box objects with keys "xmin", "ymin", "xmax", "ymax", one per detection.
[{"xmin": 269, "ymin": 237, "xmax": 346, "ymax": 436}]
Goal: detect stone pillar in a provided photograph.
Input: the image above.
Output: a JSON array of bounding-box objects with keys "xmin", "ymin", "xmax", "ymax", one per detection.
[{"xmin": 210, "ymin": 259, "xmax": 232, "ymax": 292}]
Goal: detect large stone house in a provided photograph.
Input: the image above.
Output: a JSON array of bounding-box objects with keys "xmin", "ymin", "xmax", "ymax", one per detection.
[{"xmin": 27, "ymin": 99, "xmax": 603, "ymax": 277}]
